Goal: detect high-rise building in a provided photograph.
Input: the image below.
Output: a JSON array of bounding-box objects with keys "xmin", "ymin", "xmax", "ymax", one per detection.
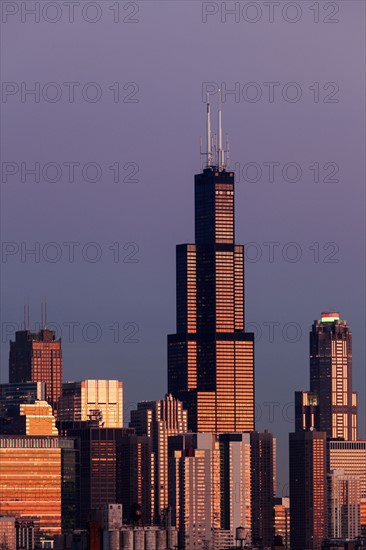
[
  {"xmin": 57, "ymin": 421, "xmax": 154, "ymax": 528},
  {"xmin": 250, "ymin": 431, "xmax": 276, "ymax": 549},
  {"xmin": 168, "ymin": 433, "xmax": 222, "ymax": 549},
  {"xmin": 58, "ymin": 380, "xmax": 124, "ymax": 427},
  {"xmin": 130, "ymin": 394, "xmax": 187, "ymax": 522},
  {"xmin": 274, "ymin": 497, "xmax": 290, "ymax": 549},
  {"xmin": 296, "ymin": 313, "xmax": 357, "ymax": 441},
  {"xmin": 327, "ymin": 470, "xmax": 361, "ymax": 540},
  {"xmin": 168, "ymin": 96, "xmax": 255, "ymax": 433},
  {"xmin": 219, "ymin": 433, "xmax": 251, "ymax": 547},
  {"xmin": 289, "ymin": 430, "xmax": 327, "ymax": 550},
  {"xmin": 0, "ymin": 435, "xmax": 76, "ymax": 537},
  {"xmin": 9, "ymin": 328, "xmax": 62, "ymax": 412},
  {"xmin": 0, "ymin": 404, "xmax": 78, "ymax": 536}
]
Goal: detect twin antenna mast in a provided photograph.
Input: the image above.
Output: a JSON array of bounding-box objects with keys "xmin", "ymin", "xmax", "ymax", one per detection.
[{"xmin": 201, "ymin": 89, "xmax": 230, "ymax": 172}]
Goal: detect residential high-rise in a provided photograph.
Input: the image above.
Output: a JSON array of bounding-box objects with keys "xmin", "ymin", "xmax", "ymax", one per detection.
[
  {"xmin": 327, "ymin": 470, "xmax": 361, "ymax": 540},
  {"xmin": 129, "ymin": 394, "xmax": 187, "ymax": 522},
  {"xmin": 250, "ymin": 431, "xmax": 276, "ymax": 549},
  {"xmin": 168, "ymin": 95, "xmax": 255, "ymax": 433},
  {"xmin": 219, "ymin": 433, "xmax": 251, "ymax": 547},
  {"xmin": 168, "ymin": 433, "xmax": 222, "ymax": 550},
  {"xmin": 289, "ymin": 430, "xmax": 327, "ymax": 550},
  {"xmin": 9, "ymin": 328, "xmax": 62, "ymax": 412},
  {"xmin": 295, "ymin": 313, "xmax": 357, "ymax": 441},
  {"xmin": 58, "ymin": 379, "xmax": 124, "ymax": 427}
]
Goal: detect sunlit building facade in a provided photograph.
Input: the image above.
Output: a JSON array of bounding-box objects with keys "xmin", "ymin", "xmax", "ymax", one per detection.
[
  {"xmin": 168, "ymin": 166, "xmax": 255, "ymax": 433},
  {"xmin": 9, "ymin": 328, "xmax": 62, "ymax": 412},
  {"xmin": 327, "ymin": 470, "xmax": 360, "ymax": 540},
  {"xmin": 296, "ymin": 313, "xmax": 357, "ymax": 441},
  {"xmin": 130, "ymin": 394, "xmax": 187, "ymax": 522},
  {"xmin": 58, "ymin": 379, "xmax": 124, "ymax": 427},
  {"xmin": 219, "ymin": 433, "xmax": 251, "ymax": 546},
  {"xmin": 168, "ymin": 433, "xmax": 221, "ymax": 549},
  {"xmin": 274, "ymin": 497, "xmax": 290, "ymax": 549},
  {"xmin": 0, "ymin": 436, "xmax": 74, "ymax": 537}
]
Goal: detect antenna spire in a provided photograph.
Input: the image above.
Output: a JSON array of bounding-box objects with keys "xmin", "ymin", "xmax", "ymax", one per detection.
[
  {"xmin": 218, "ymin": 89, "xmax": 225, "ymax": 171},
  {"xmin": 206, "ymin": 93, "xmax": 212, "ymax": 167}
]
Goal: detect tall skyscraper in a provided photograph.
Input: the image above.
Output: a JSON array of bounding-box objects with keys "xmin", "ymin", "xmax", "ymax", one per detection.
[
  {"xmin": 274, "ymin": 497, "xmax": 290, "ymax": 549},
  {"xmin": 289, "ymin": 430, "xmax": 327, "ymax": 550},
  {"xmin": 58, "ymin": 379, "xmax": 124, "ymax": 427},
  {"xmin": 168, "ymin": 95, "xmax": 255, "ymax": 433},
  {"xmin": 250, "ymin": 431, "xmax": 276, "ymax": 549},
  {"xmin": 296, "ymin": 312, "xmax": 357, "ymax": 441},
  {"xmin": 9, "ymin": 327, "xmax": 62, "ymax": 412},
  {"xmin": 130, "ymin": 394, "xmax": 187, "ymax": 522}
]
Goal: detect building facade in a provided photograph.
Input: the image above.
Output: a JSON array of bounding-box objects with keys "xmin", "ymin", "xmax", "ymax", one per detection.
[
  {"xmin": 289, "ymin": 430, "xmax": 327, "ymax": 550},
  {"xmin": 327, "ymin": 470, "xmax": 360, "ymax": 540},
  {"xmin": 58, "ymin": 380, "xmax": 124, "ymax": 428},
  {"xmin": 168, "ymin": 433, "xmax": 222, "ymax": 549},
  {"xmin": 296, "ymin": 313, "xmax": 357, "ymax": 441},
  {"xmin": 130, "ymin": 394, "xmax": 187, "ymax": 523},
  {"xmin": 168, "ymin": 98, "xmax": 255, "ymax": 433},
  {"xmin": 219, "ymin": 433, "xmax": 251, "ymax": 547},
  {"xmin": 250, "ymin": 431, "xmax": 276, "ymax": 549},
  {"xmin": 9, "ymin": 328, "xmax": 62, "ymax": 412}
]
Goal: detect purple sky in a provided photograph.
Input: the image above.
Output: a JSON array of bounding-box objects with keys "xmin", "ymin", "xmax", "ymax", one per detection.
[{"xmin": 1, "ymin": 1, "xmax": 365, "ymax": 493}]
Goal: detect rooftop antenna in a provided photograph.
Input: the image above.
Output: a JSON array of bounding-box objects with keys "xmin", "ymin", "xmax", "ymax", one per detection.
[
  {"xmin": 226, "ymin": 133, "xmax": 230, "ymax": 169},
  {"xmin": 206, "ymin": 93, "xmax": 212, "ymax": 167},
  {"xmin": 41, "ymin": 302, "xmax": 44, "ymax": 330},
  {"xmin": 218, "ymin": 89, "xmax": 225, "ymax": 171},
  {"xmin": 27, "ymin": 301, "xmax": 30, "ymax": 331},
  {"xmin": 45, "ymin": 301, "xmax": 48, "ymax": 328},
  {"xmin": 24, "ymin": 302, "xmax": 26, "ymax": 330}
]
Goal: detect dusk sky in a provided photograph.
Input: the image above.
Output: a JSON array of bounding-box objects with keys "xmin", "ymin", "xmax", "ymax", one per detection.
[{"xmin": 1, "ymin": 1, "xmax": 365, "ymax": 492}]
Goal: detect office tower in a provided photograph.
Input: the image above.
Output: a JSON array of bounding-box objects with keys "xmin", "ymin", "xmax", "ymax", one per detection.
[
  {"xmin": 9, "ymin": 327, "xmax": 62, "ymax": 412},
  {"xmin": 327, "ymin": 470, "xmax": 361, "ymax": 540},
  {"xmin": 0, "ymin": 435, "xmax": 76, "ymax": 537},
  {"xmin": 289, "ymin": 430, "xmax": 327, "ymax": 550},
  {"xmin": 219, "ymin": 433, "xmax": 251, "ymax": 547},
  {"xmin": 274, "ymin": 497, "xmax": 290, "ymax": 549},
  {"xmin": 0, "ymin": 405, "xmax": 77, "ymax": 536},
  {"xmin": 296, "ymin": 313, "xmax": 357, "ymax": 440},
  {"xmin": 168, "ymin": 433, "xmax": 221, "ymax": 549},
  {"xmin": 58, "ymin": 379, "xmax": 124, "ymax": 427},
  {"xmin": 168, "ymin": 96, "xmax": 255, "ymax": 433},
  {"xmin": 130, "ymin": 394, "xmax": 187, "ymax": 522},
  {"xmin": 0, "ymin": 381, "xmax": 45, "ymax": 417},
  {"xmin": 118, "ymin": 433, "xmax": 155, "ymax": 526},
  {"xmin": 57, "ymin": 421, "xmax": 155, "ymax": 528},
  {"xmin": 250, "ymin": 431, "xmax": 276, "ymax": 549}
]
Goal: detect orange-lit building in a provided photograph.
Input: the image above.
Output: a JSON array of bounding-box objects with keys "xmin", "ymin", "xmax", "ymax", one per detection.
[
  {"xmin": 168, "ymin": 99, "xmax": 254, "ymax": 433},
  {"xmin": 274, "ymin": 497, "xmax": 290, "ymax": 549},
  {"xmin": 130, "ymin": 394, "xmax": 187, "ymax": 523},
  {"xmin": 0, "ymin": 436, "xmax": 64, "ymax": 536},
  {"xmin": 9, "ymin": 328, "xmax": 62, "ymax": 412}
]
